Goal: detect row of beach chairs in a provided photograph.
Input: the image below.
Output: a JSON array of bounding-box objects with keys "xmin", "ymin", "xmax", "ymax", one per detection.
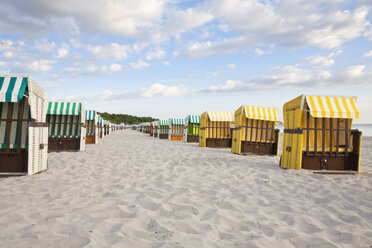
[
  {"xmin": 138, "ymin": 95, "xmax": 362, "ymax": 173},
  {"xmin": 0, "ymin": 75, "xmax": 124, "ymax": 176}
]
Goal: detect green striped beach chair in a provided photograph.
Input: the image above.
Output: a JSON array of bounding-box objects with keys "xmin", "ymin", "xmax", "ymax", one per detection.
[
  {"xmin": 46, "ymin": 101, "xmax": 86, "ymax": 152},
  {"xmin": 97, "ymin": 115, "xmax": 104, "ymax": 138},
  {"xmin": 158, "ymin": 120, "xmax": 169, "ymax": 139},
  {"xmin": 85, "ymin": 110, "xmax": 99, "ymax": 144},
  {"xmin": 169, "ymin": 118, "xmax": 184, "ymax": 141},
  {"xmin": 0, "ymin": 75, "xmax": 48, "ymax": 176},
  {"xmin": 183, "ymin": 115, "xmax": 200, "ymax": 143}
]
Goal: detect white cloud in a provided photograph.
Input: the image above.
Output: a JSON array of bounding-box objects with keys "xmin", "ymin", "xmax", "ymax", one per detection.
[
  {"xmin": 133, "ymin": 42, "xmax": 148, "ymax": 53},
  {"xmin": 254, "ymin": 48, "xmax": 265, "ymax": 56},
  {"xmin": 346, "ymin": 65, "xmax": 365, "ymax": 77},
  {"xmin": 0, "ymin": 61, "xmax": 7, "ymax": 67},
  {"xmin": 181, "ymin": 36, "xmax": 251, "ymax": 58},
  {"xmin": 227, "ymin": 63, "xmax": 236, "ymax": 68},
  {"xmin": 364, "ymin": 28, "xmax": 372, "ymax": 40},
  {"xmin": 181, "ymin": 1, "xmax": 369, "ymax": 57},
  {"xmin": 65, "ymin": 63, "xmax": 125, "ymax": 77},
  {"xmin": 362, "ymin": 50, "xmax": 372, "ymax": 58},
  {"xmin": 3, "ymin": 51, "xmax": 13, "ymax": 58},
  {"xmin": 109, "ymin": 63, "xmax": 123, "ymax": 72},
  {"xmin": 142, "ymin": 83, "xmax": 188, "ymax": 97},
  {"xmin": 163, "ymin": 61, "xmax": 170, "ymax": 66},
  {"xmin": 207, "ymin": 80, "xmax": 248, "ymax": 92},
  {"xmin": 306, "ymin": 55, "xmax": 335, "ymax": 67},
  {"xmin": 34, "ymin": 40, "xmax": 56, "ymax": 52},
  {"xmin": 329, "ymin": 49, "xmax": 343, "ymax": 58},
  {"xmin": 254, "ymin": 44, "xmax": 275, "ymax": 56},
  {"xmin": 130, "ymin": 59, "xmax": 149, "ymax": 70},
  {"xmin": 146, "ymin": 48, "xmax": 165, "ymax": 60},
  {"xmin": 24, "ymin": 59, "xmax": 57, "ymax": 72},
  {"xmin": 264, "ymin": 66, "xmax": 313, "ymax": 84},
  {"xmin": 87, "ymin": 43, "xmax": 130, "ymax": 61}
]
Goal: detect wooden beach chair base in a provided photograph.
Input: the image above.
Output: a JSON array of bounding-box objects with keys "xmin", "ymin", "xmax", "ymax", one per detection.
[
  {"xmin": 186, "ymin": 135, "xmax": 199, "ymax": 143},
  {"xmin": 302, "ymin": 152, "xmax": 359, "ymax": 171},
  {"xmin": 86, "ymin": 135, "xmax": 96, "ymax": 144},
  {"xmin": 240, "ymin": 141, "xmax": 278, "ymax": 156},
  {"xmin": 170, "ymin": 135, "xmax": 183, "ymax": 141},
  {"xmin": 0, "ymin": 150, "xmax": 28, "ymax": 173},
  {"xmin": 48, "ymin": 138, "xmax": 81, "ymax": 152},
  {"xmin": 159, "ymin": 134, "xmax": 168, "ymax": 139},
  {"xmin": 206, "ymin": 138, "xmax": 232, "ymax": 148},
  {"xmin": 154, "ymin": 133, "xmax": 158, "ymax": 137},
  {"xmin": 239, "ymin": 129, "xmax": 279, "ymax": 156}
]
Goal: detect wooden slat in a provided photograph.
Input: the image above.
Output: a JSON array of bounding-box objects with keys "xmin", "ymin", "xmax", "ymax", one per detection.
[
  {"xmin": 322, "ymin": 118, "xmax": 325, "ymax": 155},
  {"xmin": 5, "ymin": 103, "xmax": 12, "ymax": 153},
  {"xmin": 345, "ymin": 118, "xmax": 349, "ymax": 157},
  {"xmin": 336, "ymin": 118, "xmax": 340, "ymax": 156},
  {"xmin": 17, "ymin": 98, "xmax": 24, "ymax": 153},
  {"xmin": 314, "ymin": 117, "xmax": 317, "ymax": 155},
  {"xmin": 306, "ymin": 111, "xmax": 309, "ymax": 155},
  {"xmin": 330, "ymin": 118, "xmax": 333, "ymax": 156}
]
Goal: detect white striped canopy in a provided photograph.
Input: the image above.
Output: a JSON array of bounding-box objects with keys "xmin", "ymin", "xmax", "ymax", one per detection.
[
  {"xmin": 170, "ymin": 118, "xmax": 184, "ymax": 125},
  {"xmin": 47, "ymin": 101, "xmax": 82, "ymax": 115},
  {"xmin": 305, "ymin": 95, "xmax": 359, "ymax": 119},
  {"xmin": 160, "ymin": 120, "xmax": 169, "ymax": 126},
  {"xmin": 0, "ymin": 76, "xmax": 28, "ymax": 102},
  {"xmin": 188, "ymin": 115, "xmax": 200, "ymax": 124},
  {"xmin": 97, "ymin": 115, "xmax": 102, "ymax": 124},
  {"xmin": 86, "ymin": 110, "xmax": 97, "ymax": 120},
  {"xmin": 244, "ymin": 106, "xmax": 278, "ymax": 121},
  {"xmin": 207, "ymin": 112, "xmax": 233, "ymax": 122}
]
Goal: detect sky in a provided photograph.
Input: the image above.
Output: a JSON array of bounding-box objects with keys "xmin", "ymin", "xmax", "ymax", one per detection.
[{"xmin": 0, "ymin": 0, "xmax": 371, "ymax": 123}]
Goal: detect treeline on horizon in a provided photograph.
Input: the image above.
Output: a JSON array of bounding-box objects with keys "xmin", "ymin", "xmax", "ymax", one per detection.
[{"xmin": 97, "ymin": 112, "xmax": 158, "ymax": 125}]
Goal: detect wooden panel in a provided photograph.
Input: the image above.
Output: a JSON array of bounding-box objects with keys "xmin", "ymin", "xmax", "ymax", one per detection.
[
  {"xmin": 48, "ymin": 138, "xmax": 80, "ymax": 152},
  {"xmin": 0, "ymin": 150, "xmax": 28, "ymax": 173}
]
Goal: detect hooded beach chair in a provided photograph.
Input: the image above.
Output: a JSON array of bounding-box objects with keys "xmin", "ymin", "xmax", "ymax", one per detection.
[
  {"xmin": 280, "ymin": 95, "xmax": 362, "ymax": 172},
  {"xmin": 0, "ymin": 75, "xmax": 48, "ymax": 175},
  {"xmin": 97, "ymin": 115, "xmax": 104, "ymax": 138},
  {"xmin": 150, "ymin": 122, "xmax": 154, "ymax": 136},
  {"xmin": 232, "ymin": 105, "xmax": 279, "ymax": 156},
  {"xmin": 159, "ymin": 120, "xmax": 169, "ymax": 139},
  {"xmin": 85, "ymin": 110, "xmax": 99, "ymax": 144},
  {"xmin": 153, "ymin": 121, "xmax": 159, "ymax": 137},
  {"xmin": 47, "ymin": 101, "xmax": 86, "ymax": 152},
  {"xmin": 183, "ymin": 115, "xmax": 200, "ymax": 143},
  {"xmin": 199, "ymin": 111, "xmax": 233, "ymax": 148},
  {"xmin": 169, "ymin": 118, "xmax": 184, "ymax": 141}
]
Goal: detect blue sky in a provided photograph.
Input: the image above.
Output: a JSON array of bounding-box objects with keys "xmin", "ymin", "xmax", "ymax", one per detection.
[{"xmin": 0, "ymin": 0, "xmax": 371, "ymax": 123}]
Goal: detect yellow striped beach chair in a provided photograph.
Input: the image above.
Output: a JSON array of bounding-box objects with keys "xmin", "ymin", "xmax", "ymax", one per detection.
[
  {"xmin": 280, "ymin": 95, "xmax": 362, "ymax": 172},
  {"xmin": 199, "ymin": 111, "xmax": 233, "ymax": 148},
  {"xmin": 232, "ymin": 105, "xmax": 279, "ymax": 156}
]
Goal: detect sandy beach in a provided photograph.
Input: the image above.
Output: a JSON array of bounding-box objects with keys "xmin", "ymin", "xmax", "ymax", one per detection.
[{"xmin": 0, "ymin": 130, "xmax": 371, "ymax": 248}]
